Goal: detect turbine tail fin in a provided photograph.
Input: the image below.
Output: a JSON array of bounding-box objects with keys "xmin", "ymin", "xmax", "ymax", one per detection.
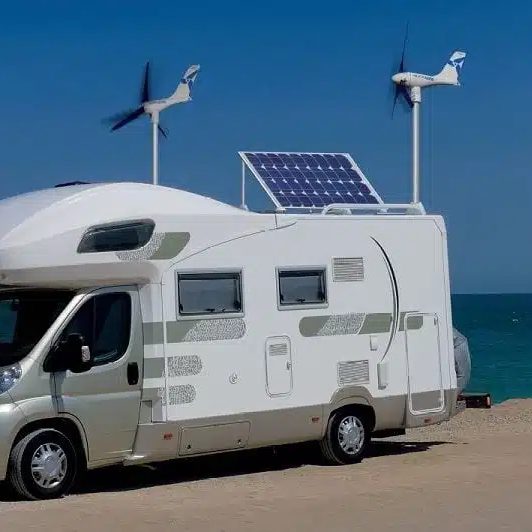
[
  {"xmin": 435, "ymin": 51, "xmax": 466, "ymax": 85},
  {"xmin": 169, "ymin": 64, "xmax": 201, "ymax": 103}
]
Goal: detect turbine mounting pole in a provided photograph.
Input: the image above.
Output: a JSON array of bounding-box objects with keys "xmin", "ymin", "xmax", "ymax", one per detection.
[
  {"xmin": 410, "ymin": 86, "xmax": 422, "ymax": 205},
  {"xmin": 151, "ymin": 111, "xmax": 159, "ymax": 186}
]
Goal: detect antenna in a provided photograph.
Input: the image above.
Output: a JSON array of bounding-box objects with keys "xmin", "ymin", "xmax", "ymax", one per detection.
[
  {"xmin": 103, "ymin": 62, "xmax": 200, "ymax": 185},
  {"xmin": 390, "ymin": 23, "xmax": 466, "ymax": 206}
]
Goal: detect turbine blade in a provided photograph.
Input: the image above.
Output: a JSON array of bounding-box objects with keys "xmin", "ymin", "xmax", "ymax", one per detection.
[
  {"xmin": 141, "ymin": 61, "xmax": 150, "ymax": 104},
  {"xmin": 391, "ymin": 84, "xmax": 413, "ymax": 118},
  {"xmin": 158, "ymin": 124, "xmax": 169, "ymax": 139},
  {"xmin": 400, "ymin": 85, "xmax": 414, "ymax": 108},
  {"xmin": 399, "ymin": 21, "xmax": 409, "ymax": 72},
  {"xmin": 102, "ymin": 108, "xmax": 139, "ymax": 126},
  {"xmin": 110, "ymin": 106, "xmax": 145, "ymax": 131}
]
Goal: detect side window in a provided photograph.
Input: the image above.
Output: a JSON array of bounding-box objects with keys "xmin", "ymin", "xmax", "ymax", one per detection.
[
  {"xmin": 60, "ymin": 293, "xmax": 132, "ymax": 366},
  {"xmin": 277, "ymin": 268, "xmax": 327, "ymax": 307},
  {"xmin": 177, "ymin": 272, "xmax": 243, "ymax": 316}
]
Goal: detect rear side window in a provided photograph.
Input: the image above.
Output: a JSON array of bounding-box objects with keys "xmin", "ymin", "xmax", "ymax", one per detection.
[
  {"xmin": 177, "ymin": 272, "xmax": 243, "ymax": 316},
  {"xmin": 277, "ymin": 268, "xmax": 327, "ymax": 307},
  {"xmin": 77, "ymin": 220, "xmax": 155, "ymax": 253}
]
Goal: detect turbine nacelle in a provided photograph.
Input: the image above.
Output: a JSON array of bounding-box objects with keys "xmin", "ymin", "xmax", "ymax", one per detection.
[
  {"xmin": 391, "ymin": 71, "xmax": 458, "ymax": 89},
  {"xmin": 391, "ymin": 51, "xmax": 467, "ymax": 90},
  {"xmin": 143, "ymin": 63, "xmax": 200, "ymax": 116}
]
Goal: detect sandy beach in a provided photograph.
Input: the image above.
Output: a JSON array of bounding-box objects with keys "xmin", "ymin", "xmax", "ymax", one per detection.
[{"xmin": 2, "ymin": 399, "xmax": 532, "ymax": 531}]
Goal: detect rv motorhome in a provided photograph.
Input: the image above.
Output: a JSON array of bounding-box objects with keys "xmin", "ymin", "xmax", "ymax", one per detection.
[{"xmin": 0, "ymin": 151, "xmax": 471, "ymax": 500}]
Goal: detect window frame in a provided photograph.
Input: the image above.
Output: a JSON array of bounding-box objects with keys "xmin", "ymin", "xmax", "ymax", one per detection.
[
  {"xmin": 51, "ymin": 290, "xmax": 133, "ymax": 369},
  {"xmin": 276, "ymin": 265, "xmax": 328, "ymax": 311},
  {"xmin": 175, "ymin": 269, "xmax": 245, "ymax": 320},
  {"xmin": 77, "ymin": 218, "xmax": 155, "ymax": 254}
]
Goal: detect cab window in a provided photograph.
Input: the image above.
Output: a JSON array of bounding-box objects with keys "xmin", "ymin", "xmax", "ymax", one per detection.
[{"xmin": 60, "ymin": 293, "xmax": 131, "ymax": 366}]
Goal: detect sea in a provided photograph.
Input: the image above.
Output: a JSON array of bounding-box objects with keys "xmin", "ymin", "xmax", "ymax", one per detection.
[{"xmin": 453, "ymin": 293, "xmax": 532, "ymax": 404}]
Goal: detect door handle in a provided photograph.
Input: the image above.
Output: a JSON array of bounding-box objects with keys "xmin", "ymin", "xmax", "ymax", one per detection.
[
  {"xmin": 127, "ymin": 362, "xmax": 139, "ymax": 385},
  {"xmin": 286, "ymin": 361, "xmax": 292, "ymax": 370}
]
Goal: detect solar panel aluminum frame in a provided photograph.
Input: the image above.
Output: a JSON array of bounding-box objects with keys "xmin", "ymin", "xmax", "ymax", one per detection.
[{"xmin": 238, "ymin": 151, "xmax": 384, "ymax": 212}]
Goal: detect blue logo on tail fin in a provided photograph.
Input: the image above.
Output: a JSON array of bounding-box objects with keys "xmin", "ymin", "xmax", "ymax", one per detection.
[{"xmin": 447, "ymin": 56, "xmax": 465, "ymax": 74}]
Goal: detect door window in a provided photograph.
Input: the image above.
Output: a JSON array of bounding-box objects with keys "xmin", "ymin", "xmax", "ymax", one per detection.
[{"xmin": 60, "ymin": 292, "xmax": 132, "ymax": 366}]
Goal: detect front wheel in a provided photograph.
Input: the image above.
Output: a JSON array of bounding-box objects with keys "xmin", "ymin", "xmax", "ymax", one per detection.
[
  {"xmin": 8, "ymin": 428, "xmax": 78, "ymax": 501},
  {"xmin": 319, "ymin": 409, "xmax": 371, "ymax": 465}
]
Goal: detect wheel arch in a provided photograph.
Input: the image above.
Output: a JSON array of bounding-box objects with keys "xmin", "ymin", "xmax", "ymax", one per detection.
[
  {"xmin": 11, "ymin": 415, "xmax": 88, "ymax": 471},
  {"xmin": 329, "ymin": 402, "xmax": 376, "ymax": 434}
]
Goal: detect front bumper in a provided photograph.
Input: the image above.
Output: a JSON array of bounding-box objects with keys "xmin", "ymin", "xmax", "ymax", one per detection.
[{"xmin": 0, "ymin": 401, "xmax": 26, "ymax": 481}]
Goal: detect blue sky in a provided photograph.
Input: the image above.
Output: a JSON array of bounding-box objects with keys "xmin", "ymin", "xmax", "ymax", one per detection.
[{"xmin": 0, "ymin": 0, "xmax": 530, "ymax": 293}]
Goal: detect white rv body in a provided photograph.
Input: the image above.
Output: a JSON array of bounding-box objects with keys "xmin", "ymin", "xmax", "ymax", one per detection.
[{"xmin": 0, "ymin": 181, "xmax": 464, "ymax": 499}]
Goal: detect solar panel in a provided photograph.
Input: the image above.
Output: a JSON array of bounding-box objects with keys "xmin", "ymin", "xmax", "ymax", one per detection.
[{"xmin": 239, "ymin": 151, "xmax": 383, "ymax": 210}]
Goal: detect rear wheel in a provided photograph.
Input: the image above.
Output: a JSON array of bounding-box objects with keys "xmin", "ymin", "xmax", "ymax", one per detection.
[
  {"xmin": 319, "ymin": 408, "xmax": 371, "ymax": 465},
  {"xmin": 8, "ymin": 428, "xmax": 78, "ymax": 501}
]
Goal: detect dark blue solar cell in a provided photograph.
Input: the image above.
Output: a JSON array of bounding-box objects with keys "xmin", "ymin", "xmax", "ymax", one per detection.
[
  {"xmin": 291, "ymin": 169, "xmax": 305, "ymax": 179},
  {"xmin": 290, "ymin": 155, "xmax": 306, "ymax": 167},
  {"xmin": 323, "ymin": 154, "xmax": 341, "ymax": 168},
  {"xmin": 334, "ymin": 154, "xmax": 352, "ymax": 168},
  {"xmin": 314, "ymin": 154, "xmax": 329, "ymax": 168},
  {"xmin": 264, "ymin": 178, "xmax": 279, "ymax": 190},
  {"xmin": 277, "ymin": 195, "xmax": 291, "ymax": 207},
  {"xmin": 301, "ymin": 154, "xmax": 317, "ymax": 167}
]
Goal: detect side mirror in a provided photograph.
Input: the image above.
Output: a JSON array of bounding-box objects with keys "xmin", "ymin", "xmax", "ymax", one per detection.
[
  {"xmin": 64, "ymin": 333, "xmax": 93, "ymax": 373},
  {"xmin": 44, "ymin": 333, "xmax": 93, "ymax": 373}
]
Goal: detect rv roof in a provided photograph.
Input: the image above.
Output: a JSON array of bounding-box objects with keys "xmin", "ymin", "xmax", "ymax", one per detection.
[{"xmin": 0, "ymin": 181, "xmax": 250, "ymax": 245}]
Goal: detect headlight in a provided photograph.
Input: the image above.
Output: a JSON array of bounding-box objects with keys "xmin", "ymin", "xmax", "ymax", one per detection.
[{"xmin": 0, "ymin": 363, "xmax": 22, "ymax": 394}]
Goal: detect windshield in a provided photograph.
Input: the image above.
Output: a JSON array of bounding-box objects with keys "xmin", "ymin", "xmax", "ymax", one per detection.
[{"xmin": 0, "ymin": 289, "xmax": 76, "ymax": 366}]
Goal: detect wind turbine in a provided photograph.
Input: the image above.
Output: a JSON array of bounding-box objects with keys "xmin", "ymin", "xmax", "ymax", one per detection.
[
  {"xmin": 104, "ymin": 62, "xmax": 200, "ymax": 185},
  {"xmin": 390, "ymin": 23, "xmax": 466, "ymax": 206}
]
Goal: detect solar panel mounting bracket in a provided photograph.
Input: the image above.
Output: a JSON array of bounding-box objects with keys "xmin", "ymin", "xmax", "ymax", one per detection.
[{"xmin": 321, "ymin": 203, "xmax": 426, "ymax": 215}]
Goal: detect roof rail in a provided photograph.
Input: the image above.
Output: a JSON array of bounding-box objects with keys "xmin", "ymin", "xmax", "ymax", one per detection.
[{"xmin": 321, "ymin": 203, "xmax": 426, "ymax": 215}]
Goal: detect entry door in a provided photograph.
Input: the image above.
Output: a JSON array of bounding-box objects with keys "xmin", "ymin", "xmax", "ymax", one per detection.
[
  {"xmin": 405, "ymin": 313, "xmax": 444, "ymax": 415},
  {"xmin": 265, "ymin": 336, "xmax": 293, "ymax": 396},
  {"xmin": 51, "ymin": 286, "xmax": 143, "ymax": 463}
]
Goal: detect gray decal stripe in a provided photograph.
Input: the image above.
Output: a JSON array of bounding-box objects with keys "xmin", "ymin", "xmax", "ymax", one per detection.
[
  {"xmin": 299, "ymin": 312, "xmax": 424, "ymax": 338},
  {"xmin": 144, "ymin": 358, "xmax": 165, "ymax": 379},
  {"xmin": 143, "ymin": 319, "xmax": 247, "ymax": 344},
  {"xmin": 398, "ymin": 312, "xmax": 423, "ymax": 331},
  {"xmin": 143, "ymin": 322, "xmax": 164, "ymax": 345},
  {"xmin": 167, "ymin": 318, "xmax": 246, "ymax": 343},
  {"xmin": 358, "ymin": 313, "xmax": 392, "ymax": 334},
  {"xmin": 117, "ymin": 232, "xmax": 191, "ymax": 261},
  {"xmin": 149, "ymin": 232, "xmax": 190, "ymax": 260},
  {"xmin": 142, "ymin": 313, "xmax": 424, "ymax": 344}
]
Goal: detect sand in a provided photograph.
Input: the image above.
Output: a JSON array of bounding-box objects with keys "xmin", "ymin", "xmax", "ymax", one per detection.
[{"xmin": 2, "ymin": 399, "xmax": 532, "ymax": 531}]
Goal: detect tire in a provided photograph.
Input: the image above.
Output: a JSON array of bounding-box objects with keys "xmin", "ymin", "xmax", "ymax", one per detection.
[
  {"xmin": 8, "ymin": 428, "xmax": 78, "ymax": 501},
  {"xmin": 319, "ymin": 408, "xmax": 371, "ymax": 465}
]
